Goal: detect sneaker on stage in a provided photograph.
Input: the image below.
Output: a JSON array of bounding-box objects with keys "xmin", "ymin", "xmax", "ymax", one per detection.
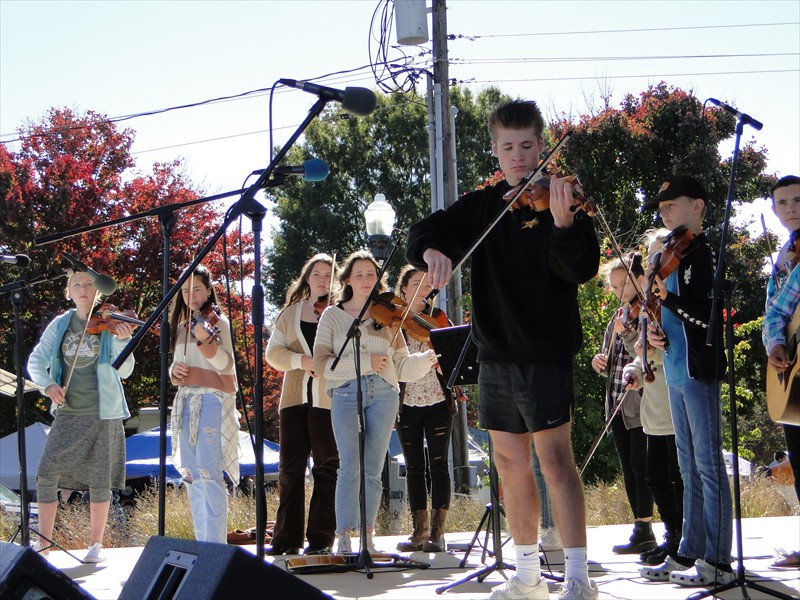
[
  {"xmin": 83, "ymin": 542, "xmax": 105, "ymax": 563},
  {"xmin": 538, "ymin": 527, "xmax": 563, "ymax": 552},
  {"xmin": 557, "ymin": 578, "xmax": 599, "ymax": 599},
  {"xmin": 771, "ymin": 549, "xmax": 800, "ymax": 569},
  {"xmin": 488, "ymin": 575, "xmax": 549, "ymax": 599},
  {"xmin": 336, "ymin": 530, "xmax": 352, "ymax": 554},
  {"xmin": 31, "ymin": 539, "xmax": 51, "ymax": 556}
]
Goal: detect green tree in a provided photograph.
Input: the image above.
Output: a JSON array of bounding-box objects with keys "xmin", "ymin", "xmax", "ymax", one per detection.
[
  {"xmin": 264, "ymin": 82, "xmax": 777, "ymax": 479},
  {"xmin": 265, "ymin": 86, "xmax": 507, "ymax": 305}
]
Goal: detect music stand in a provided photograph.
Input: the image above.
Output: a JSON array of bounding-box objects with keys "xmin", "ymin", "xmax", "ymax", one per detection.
[{"xmin": 430, "ymin": 325, "xmax": 479, "ymax": 388}]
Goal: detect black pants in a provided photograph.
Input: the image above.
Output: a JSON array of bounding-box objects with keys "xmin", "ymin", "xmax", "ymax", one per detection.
[
  {"xmin": 396, "ymin": 401, "xmax": 453, "ymax": 511},
  {"xmin": 611, "ymin": 415, "xmax": 654, "ymax": 519},
  {"xmin": 784, "ymin": 423, "xmax": 800, "ymax": 501},
  {"xmin": 645, "ymin": 433, "xmax": 684, "ymax": 534},
  {"xmin": 271, "ymin": 404, "xmax": 339, "ymax": 550}
]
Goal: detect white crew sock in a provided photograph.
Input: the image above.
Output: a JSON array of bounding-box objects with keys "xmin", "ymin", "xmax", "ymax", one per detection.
[
  {"xmin": 564, "ymin": 546, "xmax": 590, "ymax": 585},
  {"xmin": 515, "ymin": 543, "xmax": 541, "ymax": 586}
]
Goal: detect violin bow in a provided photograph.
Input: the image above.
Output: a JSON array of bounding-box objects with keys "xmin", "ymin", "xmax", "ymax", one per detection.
[
  {"xmin": 424, "ymin": 132, "xmax": 572, "ymax": 304},
  {"xmin": 63, "ymin": 288, "xmax": 101, "ymax": 396},
  {"xmin": 183, "ymin": 271, "xmax": 194, "ymax": 356},
  {"xmin": 389, "ymin": 272, "xmax": 428, "ymax": 348},
  {"xmin": 327, "ymin": 252, "xmax": 336, "ymax": 307}
]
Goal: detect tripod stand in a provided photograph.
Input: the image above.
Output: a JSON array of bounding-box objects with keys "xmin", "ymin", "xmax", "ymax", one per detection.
[
  {"xmin": 688, "ymin": 108, "xmax": 792, "ymax": 600},
  {"xmin": 436, "ymin": 437, "xmax": 515, "ymax": 594}
]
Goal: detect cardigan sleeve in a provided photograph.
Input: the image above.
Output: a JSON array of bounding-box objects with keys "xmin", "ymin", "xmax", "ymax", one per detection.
[{"xmin": 266, "ymin": 306, "xmax": 307, "ymax": 372}]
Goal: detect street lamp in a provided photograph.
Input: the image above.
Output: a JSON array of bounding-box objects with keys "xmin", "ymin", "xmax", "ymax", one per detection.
[{"xmin": 364, "ymin": 193, "xmax": 396, "ymax": 261}]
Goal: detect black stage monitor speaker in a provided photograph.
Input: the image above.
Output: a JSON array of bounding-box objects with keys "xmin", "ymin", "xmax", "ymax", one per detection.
[
  {"xmin": 0, "ymin": 541, "xmax": 95, "ymax": 600},
  {"xmin": 119, "ymin": 537, "xmax": 331, "ymax": 600}
]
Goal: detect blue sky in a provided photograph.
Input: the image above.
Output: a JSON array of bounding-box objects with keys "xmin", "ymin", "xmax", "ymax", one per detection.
[{"xmin": 1, "ymin": 0, "xmax": 798, "ymax": 238}]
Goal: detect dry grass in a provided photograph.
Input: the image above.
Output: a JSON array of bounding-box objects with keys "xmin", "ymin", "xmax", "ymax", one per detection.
[{"xmin": 1, "ymin": 475, "xmax": 794, "ymax": 550}]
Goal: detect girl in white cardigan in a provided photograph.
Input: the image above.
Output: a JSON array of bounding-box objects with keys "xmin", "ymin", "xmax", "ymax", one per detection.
[
  {"xmin": 266, "ymin": 253, "xmax": 339, "ymax": 555},
  {"xmin": 314, "ymin": 250, "xmax": 437, "ymax": 554}
]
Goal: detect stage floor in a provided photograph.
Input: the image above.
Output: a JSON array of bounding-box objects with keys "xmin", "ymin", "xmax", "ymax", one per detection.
[{"xmin": 41, "ymin": 516, "xmax": 800, "ymax": 599}]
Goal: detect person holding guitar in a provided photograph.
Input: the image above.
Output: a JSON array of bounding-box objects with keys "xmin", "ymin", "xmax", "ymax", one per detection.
[{"xmin": 761, "ymin": 174, "xmax": 800, "ymax": 569}]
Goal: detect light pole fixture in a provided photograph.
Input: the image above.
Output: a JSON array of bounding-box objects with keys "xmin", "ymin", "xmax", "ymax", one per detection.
[{"xmin": 364, "ymin": 193, "xmax": 396, "ymax": 261}]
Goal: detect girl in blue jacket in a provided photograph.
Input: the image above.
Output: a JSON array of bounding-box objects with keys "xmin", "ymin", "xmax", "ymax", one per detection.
[{"xmin": 27, "ymin": 270, "xmax": 135, "ymax": 563}]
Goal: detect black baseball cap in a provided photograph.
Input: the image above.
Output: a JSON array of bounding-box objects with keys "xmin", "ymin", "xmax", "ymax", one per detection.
[{"xmin": 642, "ymin": 175, "xmax": 707, "ymax": 210}]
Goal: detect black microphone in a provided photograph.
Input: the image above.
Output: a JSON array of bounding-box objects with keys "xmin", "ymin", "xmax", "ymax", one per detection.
[
  {"xmin": 60, "ymin": 252, "xmax": 118, "ymax": 295},
  {"xmin": 0, "ymin": 254, "xmax": 30, "ymax": 268},
  {"xmin": 252, "ymin": 158, "xmax": 330, "ymax": 181},
  {"xmin": 279, "ymin": 78, "xmax": 377, "ymax": 116},
  {"xmin": 708, "ymin": 98, "xmax": 763, "ymax": 131}
]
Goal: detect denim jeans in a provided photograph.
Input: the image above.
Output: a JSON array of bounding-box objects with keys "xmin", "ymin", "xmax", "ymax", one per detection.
[
  {"xmin": 179, "ymin": 393, "xmax": 228, "ymax": 544},
  {"xmin": 668, "ymin": 379, "xmax": 732, "ymax": 563},
  {"xmin": 331, "ymin": 375, "xmax": 399, "ymax": 531}
]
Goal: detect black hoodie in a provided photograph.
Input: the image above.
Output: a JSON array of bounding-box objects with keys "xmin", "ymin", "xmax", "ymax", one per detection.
[{"xmin": 406, "ymin": 181, "xmax": 600, "ymax": 366}]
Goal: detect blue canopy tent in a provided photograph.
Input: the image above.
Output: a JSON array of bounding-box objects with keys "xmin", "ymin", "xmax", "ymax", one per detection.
[{"xmin": 125, "ymin": 427, "xmax": 280, "ymax": 481}]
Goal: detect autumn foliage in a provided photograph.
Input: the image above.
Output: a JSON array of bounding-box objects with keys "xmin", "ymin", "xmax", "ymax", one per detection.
[{"xmin": 0, "ymin": 108, "xmax": 281, "ymax": 441}]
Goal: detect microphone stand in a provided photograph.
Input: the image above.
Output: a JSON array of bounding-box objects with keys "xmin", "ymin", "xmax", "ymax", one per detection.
[
  {"xmin": 321, "ymin": 230, "xmax": 429, "ymax": 578},
  {"xmin": 0, "ymin": 270, "xmax": 83, "ymax": 563},
  {"xmin": 34, "ymin": 184, "xmax": 250, "ymax": 538},
  {"xmin": 109, "ymin": 96, "xmax": 334, "ymax": 559},
  {"xmin": 694, "ymin": 115, "xmax": 792, "ymax": 600}
]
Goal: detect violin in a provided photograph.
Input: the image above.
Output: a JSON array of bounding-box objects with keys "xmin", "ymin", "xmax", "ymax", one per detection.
[
  {"xmin": 369, "ymin": 292, "xmax": 440, "ymax": 343},
  {"xmin": 87, "ymin": 303, "xmax": 157, "ymax": 335},
  {"xmin": 313, "ymin": 294, "xmax": 330, "ymax": 317},
  {"xmin": 617, "ymin": 297, "xmax": 641, "ymax": 333},
  {"xmin": 190, "ymin": 302, "xmax": 222, "ymax": 344},
  {"xmin": 502, "ymin": 165, "xmax": 597, "ymax": 218}
]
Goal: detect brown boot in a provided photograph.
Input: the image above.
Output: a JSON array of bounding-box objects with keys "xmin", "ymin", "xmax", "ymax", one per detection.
[
  {"xmin": 396, "ymin": 509, "xmax": 429, "ymax": 552},
  {"xmin": 423, "ymin": 508, "xmax": 448, "ymax": 552}
]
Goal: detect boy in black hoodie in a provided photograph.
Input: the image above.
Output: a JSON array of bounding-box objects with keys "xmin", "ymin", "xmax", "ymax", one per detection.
[{"xmin": 406, "ymin": 100, "xmax": 599, "ymax": 600}]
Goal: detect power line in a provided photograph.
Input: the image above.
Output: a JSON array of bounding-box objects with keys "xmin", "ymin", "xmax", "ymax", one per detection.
[
  {"xmin": 453, "ymin": 52, "xmax": 799, "ymax": 65},
  {"xmin": 462, "ymin": 68, "xmax": 799, "ymax": 85},
  {"xmin": 450, "ymin": 21, "xmax": 800, "ymax": 41}
]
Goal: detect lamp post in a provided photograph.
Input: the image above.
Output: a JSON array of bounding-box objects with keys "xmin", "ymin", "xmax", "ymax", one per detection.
[{"xmin": 364, "ymin": 193, "xmax": 396, "ymax": 261}]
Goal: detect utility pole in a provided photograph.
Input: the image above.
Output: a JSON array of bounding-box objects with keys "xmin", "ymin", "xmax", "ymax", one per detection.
[
  {"xmin": 397, "ymin": 0, "xmax": 470, "ymax": 494},
  {"xmin": 431, "ymin": 0, "xmax": 470, "ymax": 495}
]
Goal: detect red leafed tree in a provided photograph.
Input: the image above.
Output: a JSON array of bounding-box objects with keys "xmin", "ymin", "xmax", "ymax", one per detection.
[{"xmin": 0, "ymin": 108, "xmax": 281, "ymax": 441}]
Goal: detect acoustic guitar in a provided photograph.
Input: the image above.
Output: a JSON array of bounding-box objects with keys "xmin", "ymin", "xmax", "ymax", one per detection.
[{"xmin": 766, "ymin": 303, "xmax": 800, "ymax": 425}]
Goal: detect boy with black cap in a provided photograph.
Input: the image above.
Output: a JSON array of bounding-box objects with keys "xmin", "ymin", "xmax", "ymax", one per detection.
[{"xmin": 639, "ymin": 175, "xmax": 734, "ymax": 586}]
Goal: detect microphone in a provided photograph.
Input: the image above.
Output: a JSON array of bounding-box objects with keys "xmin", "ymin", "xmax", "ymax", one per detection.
[
  {"xmin": 252, "ymin": 158, "xmax": 330, "ymax": 182},
  {"xmin": 60, "ymin": 252, "xmax": 118, "ymax": 295},
  {"xmin": 708, "ymin": 98, "xmax": 763, "ymax": 131},
  {"xmin": 0, "ymin": 254, "xmax": 30, "ymax": 268},
  {"xmin": 279, "ymin": 78, "xmax": 377, "ymax": 116}
]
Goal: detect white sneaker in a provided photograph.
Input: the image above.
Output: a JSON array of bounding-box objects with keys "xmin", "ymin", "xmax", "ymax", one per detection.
[
  {"xmin": 83, "ymin": 542, "xmax": 105, "ymax": 563},
  {"xmin": 336, "ymin": 530, "xmax": 352, "ymax": 554},
  {"xmin": 364, "ymin": 534, "xmax": 378, "ymax": 555},
  {"xmin": 558, "ymin": 578, "xmax": 599, "ymax": 599},
  {"xmin": 489, "ymin": 575, "xmax": 549, "ymax": 599},
  {"xmin": 539, "ymin": 527, "xmax": 563, "ymax": 552},
  {"xmin": 31, "ymin": 539, "xmax": 50, "ymax": 556}
]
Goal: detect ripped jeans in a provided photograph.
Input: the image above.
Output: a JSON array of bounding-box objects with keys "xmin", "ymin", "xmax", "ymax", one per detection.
[{"xmin": 178, "ymin": 393, "xmax": 227, "ymax": 543}]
